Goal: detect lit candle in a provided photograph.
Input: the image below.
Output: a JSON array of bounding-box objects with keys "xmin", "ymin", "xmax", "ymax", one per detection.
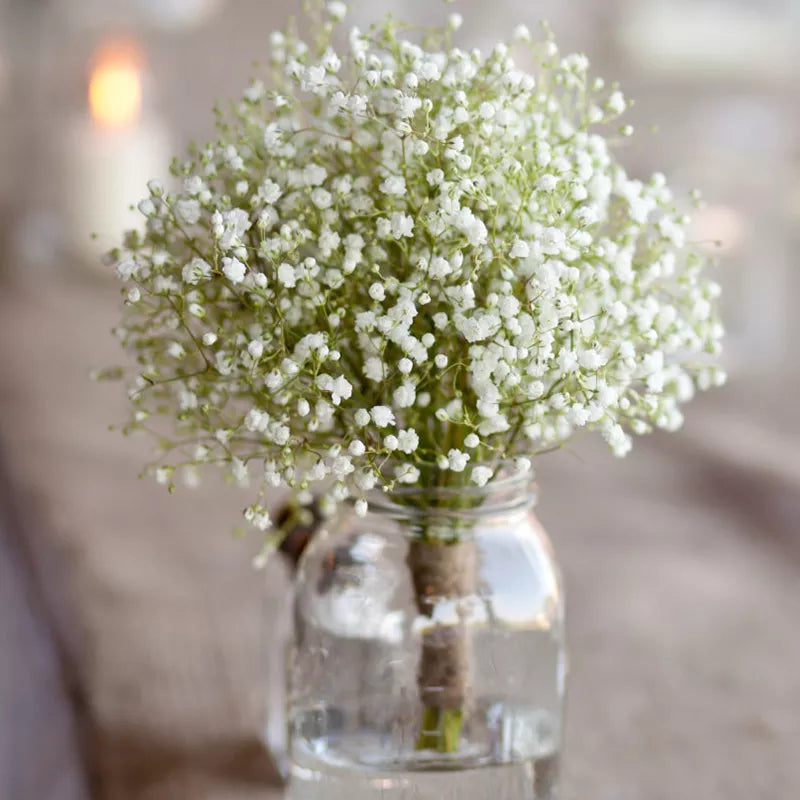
[{"xmin": 63, "ymin": 39, "xmax": 171, "ymax": 262}]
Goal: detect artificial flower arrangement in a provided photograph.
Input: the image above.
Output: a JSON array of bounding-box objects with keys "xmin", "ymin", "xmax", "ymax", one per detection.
[{"xmin": 100, "ymin": 0, "xmax": 724, "ymax": 760}]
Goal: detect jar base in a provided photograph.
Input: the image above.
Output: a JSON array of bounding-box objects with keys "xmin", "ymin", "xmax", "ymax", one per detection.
[
  {"xmin": 290, "ymin": 743, "xmax": 559, "ymax": 800},
  {"xmin": 288, "ymin": 717, "xmax": 560, "ymax": 800}
]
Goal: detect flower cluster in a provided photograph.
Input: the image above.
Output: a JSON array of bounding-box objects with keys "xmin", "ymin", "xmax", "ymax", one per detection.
[{"xmin": 102, "ymin": 2, "xmax": 724, "ymax": 551}]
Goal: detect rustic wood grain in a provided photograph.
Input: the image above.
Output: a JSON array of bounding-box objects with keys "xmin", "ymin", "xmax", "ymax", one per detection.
[{"xmin": 0, "ymin": 452, "xmax": 89, "ymax": 800}]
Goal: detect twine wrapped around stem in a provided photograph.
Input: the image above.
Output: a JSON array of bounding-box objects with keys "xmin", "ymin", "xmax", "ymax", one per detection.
[{"xmin": 407, "ymin": 537, "xmax": 478, "ymax": 753}]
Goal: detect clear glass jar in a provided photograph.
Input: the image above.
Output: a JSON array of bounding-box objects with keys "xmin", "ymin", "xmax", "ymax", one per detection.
[{"xmin": 284, "ymin": 469, "xmax": 566, "ymax": 800}]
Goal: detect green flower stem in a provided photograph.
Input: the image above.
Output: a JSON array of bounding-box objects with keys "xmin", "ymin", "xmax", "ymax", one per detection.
[{"xmin": 416, "ymin": 707, "xmax": 464, "ymax": 753}]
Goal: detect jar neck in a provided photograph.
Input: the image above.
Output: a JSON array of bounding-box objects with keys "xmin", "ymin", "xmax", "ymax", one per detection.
[{"xmin": 365, "ymin": 462, "xmax": 537, "ymax": 523}]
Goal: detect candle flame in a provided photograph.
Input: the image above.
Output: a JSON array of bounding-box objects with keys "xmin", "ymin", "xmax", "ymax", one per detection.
[{"xmin": 89, "ymin": 40, "xmax": 143, "ymax": 128}]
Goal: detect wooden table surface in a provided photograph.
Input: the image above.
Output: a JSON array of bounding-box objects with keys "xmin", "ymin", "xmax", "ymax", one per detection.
[{"xmin": 1, "ymin": 274, "xmax": 798, "ymax": 799}]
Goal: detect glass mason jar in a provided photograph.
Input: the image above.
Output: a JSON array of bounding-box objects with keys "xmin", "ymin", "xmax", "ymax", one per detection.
[{"xmin": 285, "ymin": 469, "xmax": 566, "ymax": 800}]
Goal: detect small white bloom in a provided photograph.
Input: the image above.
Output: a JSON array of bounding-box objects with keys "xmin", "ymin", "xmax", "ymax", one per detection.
[
  {"xmin": 515, "ymin": 457, "xmax": 532, "ymax": 474},
  {"xmin": 397, "ymin": 429, "xmax": 419, "ymax": 453},
  {"xmin": 182, "ymin": 257, "xmax": 211, "ymax": 284},
  {"xmin": 383, "ymin": 434, "xmax": 399, "ymax": 451},
  {"xmin": 248, "ymin": 340, "xmax": 264, "ymax": 359},
  {"xmin": 475, "ymin": 100, "xmax": 493, "ymax": 121},
  {"xmin": 277, "ymin": 263, "xmax": 297, "ymax": 288},
  {"xmin": 447, "ymin": 449, "xmax": 470, "ymax": 472},
  {"xmin": 222, "ymin": 257, "xmax": 247, "ymax": 284},
  {"xmin": 433, "ymin": 312, "xmax": 448, "ymax": 330},
  {"xmin": 311, "ymin": 187, "xmax": 333, "ymax": 209},
  {"xmin": 448, "ymin": 12, "xmax": 463, "ymax": 30},
  {"xmin": 429, "ymin": 256, "xmax": 452, "ymax": 279},
  {"xmin": 379, "ymin": 175, "xmax": 406, "ymax": 196},
  {"xmin": 202, "ymin": 332, "xmax": 217, "ymax": 346},
  {"xmin": 370, "ymin": 405, "xmax": 395, "ymax": 428},
  {"xmin": 512, "ymin": 24, "xmax": 531, "ymax": 42},
  {"xmin": 368, "ymin": 282, "xmax": 386, "ymax": 301},
  {"xmin": 509, "ymin": 240, "xmax": 530, "ymax": 259},
  {"xmin": 116, "ymin": 259, "xmax": 138, "ymax": 280},
  {"xmin": 537, "ymin": 174, "xmax": 559, "ymax": 192},
  {"xmin": 354, "ymin": 498, "xmax": 368, "ymax": 517},
  {"xmin": 348, "ymin": 439, "xmax": 366, "ymax": 456},
  {"xmin": 329, "ymin": 375, "xmax": 353, "ymax": 404},
  {"xmin": 470, "ymin": 466, "xmax": 493, "ymax": 487},
  {"xmin": 363, "ymin": 356, "xmax": 384, "ymax": 382},
  {"xmin": 607, "ymin": 90, "xmax": 626, "ymax": 115},
  {"xmin": 393, "ymin": 382, "xmax": 416, "ymax": 408},
  {"xmin": 176, "ymin": 198, "xmax": 201, "ymax": 225},
  {"xmin": 390, "ymin": 212, "xmax": 414, "ymax": 238},
  {"xmin": 395, "ymin": 464, "xmax": 420, "ymax": 484}
]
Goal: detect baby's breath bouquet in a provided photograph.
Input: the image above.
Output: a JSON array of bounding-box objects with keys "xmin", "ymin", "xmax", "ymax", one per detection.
[{"xmin": 102, "ymin": 0, "xmax": 724, "ymax": 755}]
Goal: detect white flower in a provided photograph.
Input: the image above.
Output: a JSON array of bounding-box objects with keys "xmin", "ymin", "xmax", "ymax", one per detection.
[
  {"xmin": 222, "ymin": 256, "xmax": 246, "ymax": 284},
  {"xmin": 354, "ymin": 409, "xmax": 371, "ymax": 426},
  {"xmin": 260, "ymin": 179, "xmax": 282, "ymax": 204},
  {"xmin": 383, "ymin": 434, "xmax": 399, "ymax": 451},
  {"xmin": 202, "ymin": 332, "xmax": 217, "ymax": 346},
  {"xmin": 429, "ymin": 256, "xmax": 452, "ymax": 279},
  {"xmin": 607, "ymin": 90, "xmax": 626, "ymax": 115},
  {"xmin": 311, "ymin": 188, "xmax": 333, "ymax": 209},
  {"xmin": 215, "ymin": 208, "xmax": 251, "ymax": 251},
  {"xmin": 354, "ymin": 498, "xmax": 368, "ymax": 517},
  {"xmin": 248, "ymin": 340, "xmax": 264, "ymax": 359},
  {"xmin": 326, "ymin": 1, "xmax": 347, "ymax": 21},
  {"xmin": 363, "ymin": 356, "xmax": 384, "ymax": 382},
  {"xmin": 391, "ymin": 212, "xmax": 414, "ymax": 238},
  {"xmin": 395, "ymin": 463, "xmax": 420, "ymax": 483},
  {"xmin": 514, "ymin": 457, "xmax": 532, "ymax": 474},
  {"xmin": 434, "ymin": 354, "xmax": 448, "ymax": 369},
  {"xmin": 167, "ymin": 342, "xmax": 185, "ymax": 359},
  {"xmin": 329, "ymin": 375, "xmax": 353, "ymax": 404},
  {"xmin": 368, "ymin": 282, "xmax": 386, "ymax": 301},
  {"xmin": 277, "ymin": 263, "xmax": 297, "ymax": 288},
  {"xmin": 393, "ymin": 382, "xmax": 416, "ymax": 408},
  {"xmin": 512, "ymin": 24, "xmax": 531, "ymax": 42},
  {"xmin": 447, "ymin": 449, "xmax": 470, "ymax": 472},
  {"xmin": 470, "ymin": 465, "xmax": 493, "ymax": 487},
  {"xmin": 427, "ymin": 168, "xmax": 444, "ymax": 186},
  {"xmin": 537, "ymin": 174, "xmax": 559, "ymax": 192},
  {"xmin": 396, "ymin": 93, "xmax": 422, "ymax": 119},
  {"xmin": 348, "ymin": 439, "xmax": 366, "ymax": 456},
  {"xmin": 479, "ymin": 102, "xmax": 495, "ymax": 120},
  {"xmin": 182, "ymin": 257, "xmax": 211, "ymax": 284},
  {"xmin": 176, "ymin": 198, "xmax": 201, "ymax": 225},
  {"xmin": 370, "ymin": 405, "xmax": 395, "ymax": 427},
  {"xmin": 380, "ymin": 175, "xmax": 406, "ymax": 196},
  {"xmin": 509, "ymin": 240, "xmax": 530, "ymax": 259},
  {"xmin": 397, "ymin": 429, "xmax": 419, "ymax": 453}
]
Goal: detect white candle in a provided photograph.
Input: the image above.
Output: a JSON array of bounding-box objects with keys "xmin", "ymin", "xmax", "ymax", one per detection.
[{"xmin": 63, "ymin": 40, "xmax": 171, "ymax": 263}]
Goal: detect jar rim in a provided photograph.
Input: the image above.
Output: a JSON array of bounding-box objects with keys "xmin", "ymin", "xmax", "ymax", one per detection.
[{"xmin": 364, "ymin": 459, "xmax": 537, "ymax": 518}]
